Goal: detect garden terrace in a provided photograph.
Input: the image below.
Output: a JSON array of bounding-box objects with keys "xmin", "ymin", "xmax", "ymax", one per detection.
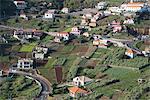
[
  {"xmin": 19, "ymin": 43, "xmax": 37, "ymax": 52},
  {"xmin": 0, "ymin": 75, "xmax": 41, "ymax": 99},
  {"xmin": 93, "ymin": 47, "xmax": 149, "ymax": 69},
  {"xmin": 77, "ymin": 66, "xmax": 141, "ymax": 99}
]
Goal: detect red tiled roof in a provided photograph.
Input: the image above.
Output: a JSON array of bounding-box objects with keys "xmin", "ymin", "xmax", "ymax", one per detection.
[
  {"xmin": 127, "ymin": 49, "xmax": 134, "ymax": 54},
  {"xmin": 68, "ymin": 86, "xmax": 88, "ymax": 94}
]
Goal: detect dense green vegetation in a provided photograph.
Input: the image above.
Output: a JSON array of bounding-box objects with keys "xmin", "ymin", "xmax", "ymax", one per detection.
[
  {"xmin": 92, "ymin": 47, "xmax": 149, "ymax": 68},
  {"xmin": 134, "ymin": 41, "xmax": 147, "ymax": 51},
  {"xmin": 64, "ymin": 0, "xmax": 98, "ymax": 10},
  {"xmin": 64, "ymin": 0, "xmax": 125, "ymax": 10},
  {"xmin": 39, "ymin": 44, "xmax": 87, "ymax": 83},
  {"xmin": 126, "ymin": 82, "xmax": 150, "ymax": 100},
  {"xmin": 4, "ymin": 15, "xmax": 76, "ymax": 32},
  {"xmin": 0, "ymin": 0, "xmax": 16, "ymax": 17},
  {"xmin": 67, "ymin": 57, "xmax": 82, "ymax": 80},
  {"xmin": 1, "ymin": 0, "xmax": 149, "ymax": 99},
  {"xmin": 0, "ymin": 75, "xmax": 41, "ymax": 99},
  {"xmin": 53, "ymin": 58, "xmax": 67, "ymax": 66},
  {"xmin": 27, "ymin": 0, "xmax": 63, "ymax": 9},
  {"xmin": 77, "ymin": 66, "xmax": 147, "ymax": 99}
]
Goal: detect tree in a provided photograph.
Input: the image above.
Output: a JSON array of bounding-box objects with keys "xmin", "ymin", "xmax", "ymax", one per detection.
[
  {"xmin": 0, "ymin": 0, "xmax": 16, "ymax": 17},
  {"xmin": 77, "ymin": 35, "xmax": 87, "ymax": 43},
  {"xmin": 64, "ymin": 0, "xmax": 80, "ymax": 11}
]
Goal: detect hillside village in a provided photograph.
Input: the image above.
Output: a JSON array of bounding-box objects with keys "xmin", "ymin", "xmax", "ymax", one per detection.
[{"xmin": 0, "ymin": 0, "xmax": 150, "ymax": 99}]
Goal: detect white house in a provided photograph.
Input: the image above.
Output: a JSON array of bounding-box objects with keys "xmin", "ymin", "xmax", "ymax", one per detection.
[
  {"xmin": 53, "ymin": 37, "xmax": 62, "ymax": 43},
  {"xmin": 17, "ymin": 58, "xmax": 33, "ymax": 69},
  {"xmin": 0, "ymin": 70, "xmax": 3, "ymax": 77},
  {"xmin": 103, "ymin": 10, "xmax": 112, "ymax": 16},
  {"xmin": 35, "ymin": 47, "xmax": 48, "ymax": 54},
  {"xmin": 123, "ymin": 18, "xmax": 134, "ymax": 24},
  {"xmin": 108, "ymin": 7, "xmax": 123, "ymax": 13},
  {"xmin": 85, "ymin": 13, "xmax": 93, "ymax": 19},
  {"xmin": 20, "ymin": 13, "xmax": 28, "ymax": 20},
  {"xmin": 120, "ymin": 0, "xmax": 146, "ymax": 12},
  {"xmin": 14, "ymin": 0, "xmax": 27, "ymax": 10},
  {"xmin": 34, "ymin": 53, "xmax": 45, "ymax": 59},
  {"xmin": 33, "ymin": 46, "xmax": 48, "ymax": 59},
  {"xmin": 93, "ymin": 39, "xmax": 109, "ymax": 48},
  {"xmin": 125, "ymin": 49, "xmax": 134, "ymax": 58},
  {"xmin": 44, "ymin": 10, "xmax": 55, "ymax": 19},
  {"xmin": 61, "ymin": 7, "xmax": 69, "ymax": 13},
  {"xmin": 95, "ymin": 2, "xmax": 108, "ymax": 10},
  {"xmin": 56, "ymin": 32, "xmax": 69, "ymax": 38},
  {"xmin": 13, "ymin": 30, "xmax": 32, "ymax": 40},
  {"xmin": 73, "ymin": 76, "xmax": 93, "ymax": 86},
  {"xmin": 70, "ymin": 27, "xmax": 81, "ymax": 36},
  {"xmin": 83, "ymin": 32, "xmax": 89, "ymax": 37}
]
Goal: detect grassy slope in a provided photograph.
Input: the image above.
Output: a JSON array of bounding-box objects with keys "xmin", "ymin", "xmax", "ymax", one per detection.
[
  {"xmin": 0, "ymin": 76, "xmax": 40, "ymax": 99},
  {"xmin": 19, "ymin": 43, "xmax": 37, "ymax": 52}
]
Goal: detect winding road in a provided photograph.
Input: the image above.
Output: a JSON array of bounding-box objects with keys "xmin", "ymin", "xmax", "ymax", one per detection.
[
  {"xmin": 103, "ymin": 37, "xmax": 142, "ymax": 54},
  {"xmin": 9, "ymin": 69, "xmax": 52, "ymax": 100}
]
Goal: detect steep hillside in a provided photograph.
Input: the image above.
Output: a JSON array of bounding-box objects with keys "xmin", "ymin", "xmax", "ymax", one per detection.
[{"xmin": 0, "ymin": 0, "xmax": 16, "ymax": 17}]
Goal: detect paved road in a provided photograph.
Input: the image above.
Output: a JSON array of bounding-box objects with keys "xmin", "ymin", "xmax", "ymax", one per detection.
[
  {"xmin": 103, "ymin": 37, "xmax": 142, "ymax": 54},
  {"xmin": 0, "ymin": 25, "xmax": 57, "ymax": 36},
  {"xmin": 9, "ymin": 70, "xmax": 52, "ymax": 100},
  {"xmin": 68, "ymin": 8, "xmax": 98, "ymax": 16},
  {"xmin": 0, "ymin": 24, "xmax": 143, "ymax": 54}
]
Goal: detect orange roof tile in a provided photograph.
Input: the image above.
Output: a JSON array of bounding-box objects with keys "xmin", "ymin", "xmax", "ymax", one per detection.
[
  {"xmin": 68, "ymin": 87, "xmax": 88, "ymax": 94},
  {"xmin": 128, "ymin": 6, "xmax": 142, "ymax": 8},
  {"xmin": 59, "ymin": 32, "xmax": 69, "ymax": 35},
  {"xmin": 127, "ymin": 49, "xmax": 134, "ymax": 53},
  {"xmin": 127, "ymin": 2, "xmax": 144, "ymax": 5}
]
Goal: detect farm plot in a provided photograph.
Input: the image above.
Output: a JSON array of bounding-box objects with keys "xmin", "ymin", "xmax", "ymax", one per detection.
[
  {"xmin": 105, "ymin": 67, "xmax": 140, "ymax": 91},
  {"xmin": 96, "ymin": 47, "xmax": 149, "ymax": 68},
  {"xmin": 53, "ymin": 58, "xmax": 67, "ymax": 66},
  {"xmin": 61, "ymin": 45, "xmax": 75, "ymax": 53},
  {"xmin": 19, "ymin": 43, "xmax": 37, "ymax": 52},
  {"xmin": 91, "ymin": 48, "xmax": 110, "ymax": 58},
  {"xmin": 84, "ymin": 46, "xmax": 97, "ymax": 58},
  {"xmin": 81, "ymin": 67, "xmax": 141, "ymax": 99},
  {"xmin": 71, "ymin": 45, "xmax": 89, "ymax": 56}
]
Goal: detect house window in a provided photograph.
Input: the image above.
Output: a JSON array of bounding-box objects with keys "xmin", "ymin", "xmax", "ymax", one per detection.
[
  {"xmin": 24, "ymin": 62, "xmax": 30, "ymax": 65},
  {"xmin": 20, "ymin": 62, "xmax": 23, "ymax": 65},
  {"xmin": 24, "ymin": 65, "xmax": 29, "ymax": 68}
]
